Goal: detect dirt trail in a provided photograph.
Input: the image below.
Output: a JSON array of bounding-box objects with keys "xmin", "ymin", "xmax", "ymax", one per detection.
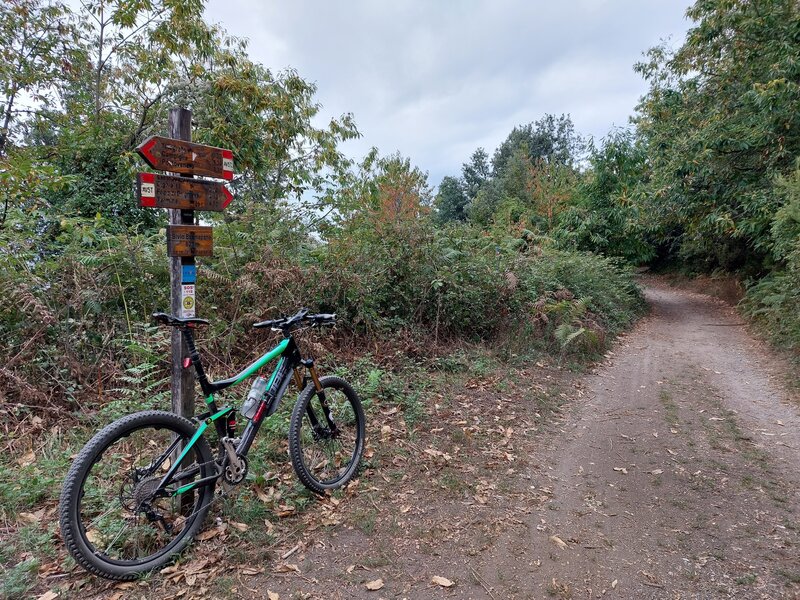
[
  {"xmin": 478, "ymin": 279, "xmax": 800, "ymax": 599},
  {"xmin": 113, "ymin": 279, "xmax": 799, "ymax": 600}
]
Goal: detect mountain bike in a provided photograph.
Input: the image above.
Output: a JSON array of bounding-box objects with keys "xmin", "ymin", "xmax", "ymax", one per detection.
[{"xmin": 59, "ymin": 308, "xmax": 365, "ymax": 580}]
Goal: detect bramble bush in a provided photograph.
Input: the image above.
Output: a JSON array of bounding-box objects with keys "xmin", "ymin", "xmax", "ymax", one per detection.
[{"xmin": 0, "ymin": 195, "xmax": 644, "ymax": 413}]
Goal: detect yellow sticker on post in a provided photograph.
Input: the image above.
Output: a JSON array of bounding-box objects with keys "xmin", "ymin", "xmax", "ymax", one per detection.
[{"xmin": 181, "ymin": 284, "xmax": 196, "ymax": 318}]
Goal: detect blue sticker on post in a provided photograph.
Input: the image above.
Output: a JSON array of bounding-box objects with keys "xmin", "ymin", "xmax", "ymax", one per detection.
[{"xmin": 182, "ymin": 265, "xmax": 196, "ymax": 284}]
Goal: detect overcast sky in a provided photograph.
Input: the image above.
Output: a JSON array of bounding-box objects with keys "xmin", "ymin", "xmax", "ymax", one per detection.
[{"xmin": 204, "ymin": 1, "xmax": 695, "ymax": 187}]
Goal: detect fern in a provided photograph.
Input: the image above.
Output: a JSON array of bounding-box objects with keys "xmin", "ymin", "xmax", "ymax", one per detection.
[
  {"xmin": 555, "ymin": 323, "xmax": 586, "ymax": 350},
  {"xmin": 102, "ymin": 362, "xmax": 170, "ymax": 419}
]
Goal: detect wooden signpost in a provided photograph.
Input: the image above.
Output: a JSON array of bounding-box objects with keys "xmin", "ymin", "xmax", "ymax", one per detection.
[{"xmin": 135, "ymin": 109, "xmax": 234, "ymax": 424}]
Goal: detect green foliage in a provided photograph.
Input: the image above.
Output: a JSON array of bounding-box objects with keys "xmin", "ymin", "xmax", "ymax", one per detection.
[
  {"xmin": 634, "ymin": 0, "xmax": 800, "ymax": 271},
  {"xmin": 491, "ymin": 114, "xmax": 582, "ymax": 175},
  {"xmin": 0, "ymin": 0, "xmax": 75, "ymax": 156},
  {"xmin": 1, "ymin": 557, "xmax": 39, "ymax": 599},
  {"xmin": 437, "ymin": 114, "xmax": 583, "ymax": 232},
  {"xmin": 769, "ymin": 160, "xmax": 800, "ymax": 264},
  {"xmin": 462, "ymin": 147, "xmax": 490, "ymax": 201},
  {"xmin": 433, "ymin": 175, "xmax": 468, "ymax": 224},
  {"xmin": 101, "ymin": 354, "xmax": 171, "ymax": 419},
  {"xmin": 742, "ymin": 249, "xmax": 800, "ymax": 357},
  {"xmin": 315, "ymin": 182, "xmax": 644, "ymax": 347},
  {"xmin": 740, "ymin": 160, "xmax": 800, "ymax": 359},
  {"xmin": 555, "ymin": 129, "xmax": 655, "ymax": 264},
  {"xmin": 467, "ymin": 148, "xmax": 579, "ymax": 232},
  {"xmin": 189, "ymin": 57, "xmax": 359, "ymax": 212},
  {"xmin": 0, "ymin": 212, "xmax": 169, "ymax": 407}
]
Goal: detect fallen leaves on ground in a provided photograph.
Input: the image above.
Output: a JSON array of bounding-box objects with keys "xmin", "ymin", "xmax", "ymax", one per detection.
[
  {"xmin": 549, "ymin": 535, "xmax": 569, "ymax": 549},
  {"xmin": 19, "ymin": 508, "xmax": 45, "ymax": 524},
  {"xmin": 431, "ymin": 575, "xmax": 455, "ymax": 587},
  {"xmin": 274, "ymin": 563, "xmax": 301, "ymax": 574},
  {"xmin": 17, "ymin": 450, "xmax": 36, "ymax": 467},
  {"xmin": 228, "ymin": 521, "xmax": 249, "ymax": 532},
  {"xmin": 195, "ymin": 523, "xmax": 226, "ymax": 541},
  {"xmin": 365, "ymin": 578, "xmax": 384, "ymax": 591}
]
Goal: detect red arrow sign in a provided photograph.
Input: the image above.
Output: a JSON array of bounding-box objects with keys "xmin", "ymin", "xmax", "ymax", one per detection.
[
  {"xmin": 137, "ymin": 136, "xmax": 234, "ymax": 180},
  {"xmin": 138, "ymin": 173, "xmax": 233, "ymax": 211}
]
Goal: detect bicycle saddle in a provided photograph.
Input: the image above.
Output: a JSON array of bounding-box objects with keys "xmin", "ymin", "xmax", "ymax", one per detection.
[{"xmin": 152, "ymin": 312, "xmax": 210, "ymax": 327}]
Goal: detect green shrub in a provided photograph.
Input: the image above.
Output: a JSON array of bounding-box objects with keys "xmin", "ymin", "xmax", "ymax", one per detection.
[
  {"xmin": 0, "ymin": 193, "xmax": 645, "ymax": 414},
  {"xmin": 740, "ymin": 161, "xmax": 800, "ymax": 361},
  {"xmin": 742, "ymin": 255, "xmax": 800, "ymax": 357}
]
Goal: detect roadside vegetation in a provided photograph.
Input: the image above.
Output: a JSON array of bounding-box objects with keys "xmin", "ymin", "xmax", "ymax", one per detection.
[
  {"xmin": 0, "ymin": 0, "xmax": 798, "ymax": 597},
  {"xmin": 433, "ymin": 0, "xmax": 800, "ymax": 359}
]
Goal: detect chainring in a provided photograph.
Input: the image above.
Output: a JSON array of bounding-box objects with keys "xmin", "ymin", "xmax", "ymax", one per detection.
[{"xmin": 223, "ymin": 454, "xmax": 248, "ymax": 485}]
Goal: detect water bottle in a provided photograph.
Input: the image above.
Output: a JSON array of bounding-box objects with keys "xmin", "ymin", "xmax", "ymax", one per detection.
[{"xmin": 242, "ymin": 376, "xmax": 267, "ymax": 419}]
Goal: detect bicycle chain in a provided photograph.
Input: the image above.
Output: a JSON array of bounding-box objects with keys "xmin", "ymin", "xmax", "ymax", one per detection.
[{"xmin": 145, "ymin": 457, "xmax": 242, "ymax": 533}]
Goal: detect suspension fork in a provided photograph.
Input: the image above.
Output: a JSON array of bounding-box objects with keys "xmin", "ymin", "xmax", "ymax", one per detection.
[{"xmin": 301, "ymin": 359, "xmax": 338, "ymax": 435}]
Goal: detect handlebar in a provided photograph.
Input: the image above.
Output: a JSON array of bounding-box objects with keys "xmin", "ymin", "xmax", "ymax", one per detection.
[{"xmin": 252, "ymin": 308, "xmax": 336, "ymax": 331}]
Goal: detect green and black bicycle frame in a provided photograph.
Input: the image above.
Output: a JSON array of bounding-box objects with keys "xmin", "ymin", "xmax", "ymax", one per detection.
[{"xmin": 154, "ymin": 325, "xmax": 332, "ymax": 498}]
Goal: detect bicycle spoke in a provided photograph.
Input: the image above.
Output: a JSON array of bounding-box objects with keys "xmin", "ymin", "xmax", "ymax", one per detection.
[
  {"xmin": 146, "ymin": 436, "xmax": 182, "ymax": 475},
  {"xmin": 104, "ymin": 520, "xmax": 132, "ymax": 556},
  {"xmin": 86, "ymin": 501, "xmax": 123, "ymax": 531}
]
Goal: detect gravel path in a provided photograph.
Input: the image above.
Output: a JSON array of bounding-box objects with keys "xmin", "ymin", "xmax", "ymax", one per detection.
[{"xmin": 479, "ymin": 279, "xmax": 800, "ymax": 599}]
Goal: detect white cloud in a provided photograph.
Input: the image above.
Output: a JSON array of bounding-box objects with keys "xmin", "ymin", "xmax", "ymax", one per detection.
[{"xmin": 205, "ymin": 0, "xmax": 694, "ymax": 186}]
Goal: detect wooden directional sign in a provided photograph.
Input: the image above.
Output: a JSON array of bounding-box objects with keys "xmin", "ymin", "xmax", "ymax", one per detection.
[
  {"xmin": 137, "ymin": 172, "xmax": 233, "ymax": 211},
  {"xmin": 166, "ymin": 225, "xmax": 213, "ymax": 257},
  {"xmin": 137, "ymin": 136, "xmax": 234, "ymax": 181}
]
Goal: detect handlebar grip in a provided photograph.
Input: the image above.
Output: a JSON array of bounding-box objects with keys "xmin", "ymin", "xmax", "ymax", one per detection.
[{"xmin": 310, "ymin": 313, "xmax": 336, "ymax": 326}]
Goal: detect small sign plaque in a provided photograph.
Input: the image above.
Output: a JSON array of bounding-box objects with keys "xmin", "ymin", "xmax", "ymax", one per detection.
[
  {"xmin": 182, "ymin": 265, "xmax": 197, "ymax": 284},
  {"xmin": 166, "ymin": 225, "xmax": 213, "ymax": 257}
]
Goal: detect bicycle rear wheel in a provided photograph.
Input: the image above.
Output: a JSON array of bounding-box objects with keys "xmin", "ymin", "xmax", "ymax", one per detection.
[
  {"xmin": 59, "ymin": 410, "xmax": 216, "ymax": 580},
  {"xmin": 289, "ymin": 376, "xmax": 365, "ymax": 493}
]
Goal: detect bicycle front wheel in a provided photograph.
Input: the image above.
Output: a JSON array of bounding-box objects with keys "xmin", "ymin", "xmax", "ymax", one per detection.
[
  {"xmin": 289, "ymin": 376, "xmax": 365, "ymax": 493},
  {"xmin": 59, "ymin": 410, "xmax": 216, "ymax": 580}
]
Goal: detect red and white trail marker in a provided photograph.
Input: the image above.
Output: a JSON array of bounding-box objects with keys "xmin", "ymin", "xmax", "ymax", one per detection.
[
  {"xmin": 137, "ymin": 172, "xmax": 233, "ymax": 211},
  {"xmin": 137, "ymin": 136, "xmax": 234, "ymax": 181}
]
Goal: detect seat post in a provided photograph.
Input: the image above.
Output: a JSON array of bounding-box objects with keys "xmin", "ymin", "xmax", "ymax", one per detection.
[{"xmin": 180, "ymin": 327, "xmax": 212, "ymax": 396}]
